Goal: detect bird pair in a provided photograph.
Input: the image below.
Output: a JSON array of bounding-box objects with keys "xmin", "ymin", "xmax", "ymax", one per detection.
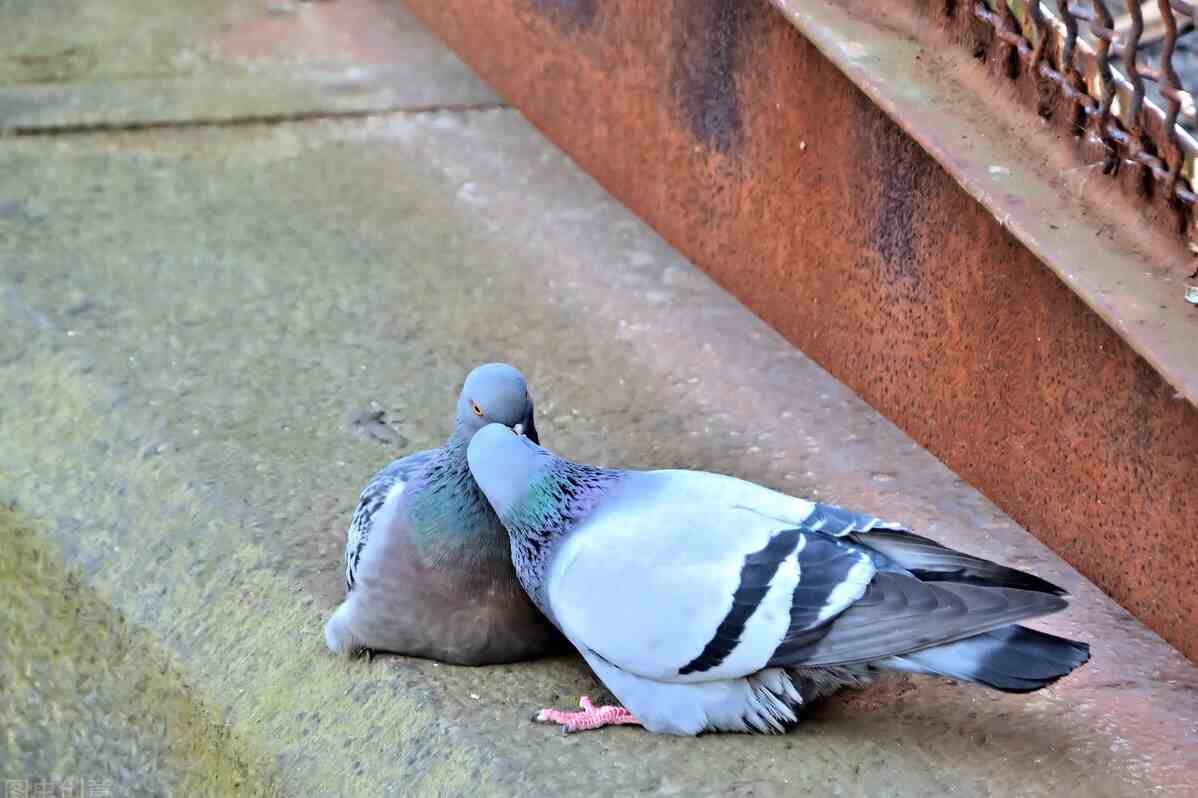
[{"xmin": 325, "ymin": 363, "xmax": 1089, "ymax": 736}]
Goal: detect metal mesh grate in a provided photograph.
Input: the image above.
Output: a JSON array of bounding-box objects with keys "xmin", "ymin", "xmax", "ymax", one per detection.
[{"xmin": 970, "ymin": 1, "xmax": 1198, "ymax": 238}]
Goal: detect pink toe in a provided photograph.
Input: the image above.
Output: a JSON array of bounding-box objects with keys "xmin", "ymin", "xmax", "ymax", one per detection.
[{"xmin": 531, "ymin": 697, "xmax": 641, "ymax": 733}]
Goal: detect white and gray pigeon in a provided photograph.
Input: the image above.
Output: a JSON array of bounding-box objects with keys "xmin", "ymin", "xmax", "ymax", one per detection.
[
  {"xmin": 466, "ymin": 424, "xmax": 1091, "ymax": 735},
  {"xmin": 324, "ymin": 364, "xmax": 565, "ymax": 665}
]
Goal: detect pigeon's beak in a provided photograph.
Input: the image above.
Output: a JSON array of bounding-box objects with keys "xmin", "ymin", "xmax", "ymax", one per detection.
[{"xmin": 514, "ymin": 403, "xmax": 539, "ymax": 445}]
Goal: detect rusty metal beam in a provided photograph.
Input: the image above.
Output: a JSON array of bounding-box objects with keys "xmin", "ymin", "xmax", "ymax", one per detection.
[{"xmin": 400, "ymin": 0, "xmax": 1198, "ymax": 661}]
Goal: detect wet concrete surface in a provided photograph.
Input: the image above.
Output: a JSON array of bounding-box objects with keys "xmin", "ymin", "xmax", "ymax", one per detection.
[{"xmin": 1, "ymin": 2, "xmax": 1197, "ymax": 796}]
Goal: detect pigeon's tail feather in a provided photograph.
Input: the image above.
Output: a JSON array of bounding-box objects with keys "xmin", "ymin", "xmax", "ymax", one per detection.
[{"xmin": 880, "ymin": 625, "xmax": 1090, "ymax": 693}]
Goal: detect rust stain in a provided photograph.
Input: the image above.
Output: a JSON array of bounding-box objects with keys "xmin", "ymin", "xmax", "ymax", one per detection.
[
  {"xmin": 854, "ymin": 91, "xmax": 933, "ymax": 290},
  {"xmin": 402, "ymin": 0, "xmax": 1198, "ymax": 662},
  {"xmin": 668, "ymin": 0, "xmax": 758, "ymax": 156},
  {"xmin": 529, "ymin": 0, "xmax": 599, "ymax": 34}
]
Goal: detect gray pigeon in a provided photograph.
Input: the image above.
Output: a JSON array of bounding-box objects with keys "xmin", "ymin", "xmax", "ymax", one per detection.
[
  {"xmin": 324, "ymin": 364, "xmax": 564, "ymax": 665},
  {"xmin": 466, "ymin": 424, "xmax": 1090, "ymax": 735}
]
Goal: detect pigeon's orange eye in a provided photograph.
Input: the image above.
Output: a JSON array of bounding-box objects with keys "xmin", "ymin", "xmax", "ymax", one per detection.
[{"xmin": 471, "ymin": 401, "xmax": 484, "ymax": 417}]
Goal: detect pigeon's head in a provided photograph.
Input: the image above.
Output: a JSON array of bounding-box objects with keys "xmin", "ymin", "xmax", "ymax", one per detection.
[
  {"xmin": 467, "ymin": 423, "xmax": 554, "ymax": 518},
  {"xmin": 455, "ymin": 362, "xmax": 538, "ymax": 444}
]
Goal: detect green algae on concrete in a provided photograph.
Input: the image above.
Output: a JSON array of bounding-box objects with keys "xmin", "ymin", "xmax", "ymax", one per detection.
[
  {"xmin": 0, "ymin": 503, "xmax": 277, "ymax": 796},
  {"xmin": 0, "ymin": 334, "xmax": 498, "ymax": 797}
]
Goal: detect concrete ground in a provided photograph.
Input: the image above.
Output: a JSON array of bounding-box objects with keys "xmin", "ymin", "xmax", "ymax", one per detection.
[{"xmin": 1, "ymin": 1, "xmax": 1196, "ymax": 795}]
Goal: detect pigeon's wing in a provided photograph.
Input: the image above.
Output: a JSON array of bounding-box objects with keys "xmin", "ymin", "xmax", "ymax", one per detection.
[
  {"xmin": 374, "ymin": 449, "xmax": 438, "ymax": 484},
  {"xmin": 847, "ymin": 528, "xmax": 1067, "ymax": 595},
  {"xmin": 705, "ymin": 502, "xmax": 1072, "ymax": 669},
  {"xmin": 344, "ymin": 449, "xmax": 436, "ymax": 591},
  {"xmin": 797, "ymin": 502, "xmax": 1066, "ymax": 595},
  {"xmin": 768, "ymin": 572, "xmax": 1067, "ymax": 668},
  {"xmin": 545, "ymin": 469, "xmax": 878, "ymax": 684}
]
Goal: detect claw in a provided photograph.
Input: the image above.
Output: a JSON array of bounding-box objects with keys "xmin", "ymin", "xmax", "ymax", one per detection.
[{"xmin": 530, "ymin": 695, "xmax": 642, "ymax": 734}]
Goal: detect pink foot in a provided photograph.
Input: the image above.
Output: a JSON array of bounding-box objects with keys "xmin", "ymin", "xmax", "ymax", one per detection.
[{"xmin": 532, "ymin": 695, "xmax": 641, "ymax": 734}]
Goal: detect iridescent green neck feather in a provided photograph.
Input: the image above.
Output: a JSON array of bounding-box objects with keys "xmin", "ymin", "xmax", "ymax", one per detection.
[{"xmin": 407, "ymin": 433, "xmax": 507, "ymax": 564}]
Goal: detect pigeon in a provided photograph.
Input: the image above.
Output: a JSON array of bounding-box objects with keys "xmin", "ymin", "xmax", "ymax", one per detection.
[
  {"xmin": 465, "ymin": 424, "xmax": 1091, "ymax": 735},
  {"xmin": 324, "ymin": 364, "xmax": 565, "ymax": 665}
]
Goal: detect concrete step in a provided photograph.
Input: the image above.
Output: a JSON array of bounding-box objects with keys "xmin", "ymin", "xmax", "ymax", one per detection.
[
  {"xmin": 1, "ymin": 2, "xmax": 1195, "ymax": 795},
  {"xmin": 0, "ymin": 0, "xmax": 498, "ymax": 133}
]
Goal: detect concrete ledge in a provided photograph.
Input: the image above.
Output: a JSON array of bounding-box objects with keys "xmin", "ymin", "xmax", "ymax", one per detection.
[
  {"xmin": 400, "ymin": 0, "xmax": 1198, "ymax": 662},
  {"xmin": 2, "ymin": 107, "xmax": 1197, "ymax": 794}
]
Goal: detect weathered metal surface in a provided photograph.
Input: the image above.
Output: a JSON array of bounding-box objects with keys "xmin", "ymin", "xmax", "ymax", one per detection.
[
  {"xmin": 401, "ymin": 0, "xmax": 1198, "ymax": 660},
  {"xmin": 754, "ymin": 0, "xmax": 1198, "ymax": 414}
]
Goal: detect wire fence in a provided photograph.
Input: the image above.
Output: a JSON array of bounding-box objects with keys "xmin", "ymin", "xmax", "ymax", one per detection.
[{"xmin": 969, "ymin": 0, "xmax": 1198, "ymax": 249}]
